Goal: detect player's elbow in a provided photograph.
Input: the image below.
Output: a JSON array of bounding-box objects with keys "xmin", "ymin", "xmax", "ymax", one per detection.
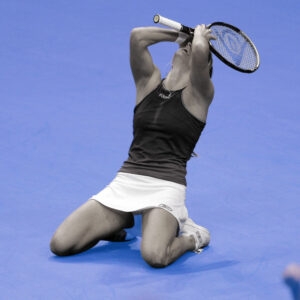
[
  {"xmin": 130, "ymin": 27, "xmax": 149, "ymax": 48},
  {"xmin": 130, "ymin": 28, "xmax": 143, "ymax": 42}
]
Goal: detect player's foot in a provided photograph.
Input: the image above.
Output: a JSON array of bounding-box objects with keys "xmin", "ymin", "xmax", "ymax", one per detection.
[{"xmin": 181, "ymin": 218, "xmax": 210, "ymax": 253}]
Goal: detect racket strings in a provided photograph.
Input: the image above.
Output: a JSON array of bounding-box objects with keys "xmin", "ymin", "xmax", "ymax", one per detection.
[{"xmin": 210, "ymin": 25, "xmax": 258, "ymax": 71}]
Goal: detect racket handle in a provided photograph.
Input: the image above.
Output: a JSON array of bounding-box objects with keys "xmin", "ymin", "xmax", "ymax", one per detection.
[{"xmin": 153, "ymin": 14, "xmax": 194, "ymax": 34}]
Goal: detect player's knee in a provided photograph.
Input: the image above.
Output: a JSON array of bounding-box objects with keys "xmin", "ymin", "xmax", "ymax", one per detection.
[
  {"xmin": 141, "ymin": 246, "xmax": 169, "ymax": 268},
  {"xmin": 50, "ymin": 234, "xmax": 72, "ymax": 256}
]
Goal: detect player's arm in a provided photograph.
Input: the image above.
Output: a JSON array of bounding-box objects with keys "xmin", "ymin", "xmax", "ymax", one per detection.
[
  {"xmin": 130, "ymin": 27, "xmax": 179, "ymax": 102},
  {"xmin": 190, "ymin": 25, "xmax": 215, "ymax": 100}
]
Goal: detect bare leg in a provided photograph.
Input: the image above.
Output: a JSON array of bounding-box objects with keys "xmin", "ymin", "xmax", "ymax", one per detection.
[
  {"xmin": 50, "ymin": 199, "xmax": 134, "ymax": 256},
  {"xmin": 141, "ymin": 208, "xmax": 194, "ymax": 268}
]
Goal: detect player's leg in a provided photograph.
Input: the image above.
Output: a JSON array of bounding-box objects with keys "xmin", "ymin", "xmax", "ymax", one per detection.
[
  {"xmin": 50, "ymin": 199, "xmax": 134, "ymax": 256},
  {"xmin": 140, "ymin": 208, "xmax": 194, "ymax": 268}
]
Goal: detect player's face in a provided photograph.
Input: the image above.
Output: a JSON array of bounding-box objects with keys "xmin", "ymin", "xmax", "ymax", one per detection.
[{"xmin": 172, "ymin": 42, "xmax": 192, "ymax": 69}]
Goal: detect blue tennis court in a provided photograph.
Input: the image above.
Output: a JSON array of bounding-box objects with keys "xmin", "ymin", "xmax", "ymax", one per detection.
[{"xmin": 1, "ymin": 0, "xmax": 299, "ymax": 299}]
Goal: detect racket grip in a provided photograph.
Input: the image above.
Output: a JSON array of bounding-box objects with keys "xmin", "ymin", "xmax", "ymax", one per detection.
[{"xmin": 153, "ymin": 14, "xmax": 194, "ymax": 34}]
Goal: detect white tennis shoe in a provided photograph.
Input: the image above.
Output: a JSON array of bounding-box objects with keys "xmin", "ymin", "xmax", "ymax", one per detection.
[{"xmin": 181, "ymin": 218, "xmax": 210, "ymax": 253}]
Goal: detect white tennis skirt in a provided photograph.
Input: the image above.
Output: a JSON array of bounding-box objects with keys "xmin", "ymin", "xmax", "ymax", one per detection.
[{"xmin": 90, "ymin": 172, "xmax": 188, "ymax": 229}]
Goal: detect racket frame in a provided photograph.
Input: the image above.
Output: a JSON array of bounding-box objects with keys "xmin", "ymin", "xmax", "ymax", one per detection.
[
  {"xmin": 153, "ymin": 14, "xmax": 260, "ymax": 73},
  {"xmin": 208, "ymin": 21, "xmax": 260, "ymax": 73}
]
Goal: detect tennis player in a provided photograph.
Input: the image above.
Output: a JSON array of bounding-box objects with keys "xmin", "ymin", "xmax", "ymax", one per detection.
[{"xmin": 50, "ymin": 24, "xmax": 215, "ymax": 268}]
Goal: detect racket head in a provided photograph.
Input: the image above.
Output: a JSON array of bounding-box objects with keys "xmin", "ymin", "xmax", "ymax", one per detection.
[{"xmin": 208, "ymin": 22, "xmax": 260, "ymax": 73}]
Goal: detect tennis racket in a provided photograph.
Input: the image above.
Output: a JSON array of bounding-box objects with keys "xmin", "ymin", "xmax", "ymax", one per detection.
[{"xmin": 153, "ymin": 14, "xmax": 260, "ymax": 73}]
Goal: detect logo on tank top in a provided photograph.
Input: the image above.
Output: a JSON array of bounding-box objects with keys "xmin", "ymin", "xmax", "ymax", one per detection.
[{"xmin": 158, "ymin": 92, "xmax": 174, "ymax": 100}]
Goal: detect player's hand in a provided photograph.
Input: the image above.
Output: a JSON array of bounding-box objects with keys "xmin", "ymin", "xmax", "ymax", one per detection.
[{"xmin": 194, "ymin": 24, "xmax": 216, "ymax": 41}]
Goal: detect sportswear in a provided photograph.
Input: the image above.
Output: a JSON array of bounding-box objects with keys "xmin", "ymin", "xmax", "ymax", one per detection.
[
  {"xmin": 91, "ymin": 172, "xmax": 188, "ymax": 230},
  {"xmin": 181, "ymin": 218, "xmax": 210, "ymax": 253},
  {"xmin": 119, "ymin": 81, "xmax": 205, "ymax": 186}
]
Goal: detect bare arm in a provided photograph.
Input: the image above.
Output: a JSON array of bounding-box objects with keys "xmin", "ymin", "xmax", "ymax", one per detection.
[
  {"xmin": 130, "ymin": 27, "xmax": 179, "ymax": 103},
  {"xmin": 190, "ymin": 25, "xmax": 215, "ymax": 101}
]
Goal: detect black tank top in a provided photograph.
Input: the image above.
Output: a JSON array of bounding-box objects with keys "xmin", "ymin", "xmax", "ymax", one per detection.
[{"xmin": 119, "ymin": 81, "xmax": 206, "ymax": 185}]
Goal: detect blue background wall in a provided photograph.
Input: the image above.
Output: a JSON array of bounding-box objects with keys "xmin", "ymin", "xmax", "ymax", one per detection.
[{"xmin": 1, "ymin": 0, "xmax": 299, "ymax": 299}]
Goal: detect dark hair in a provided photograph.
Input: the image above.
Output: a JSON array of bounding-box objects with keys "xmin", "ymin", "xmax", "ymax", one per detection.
[{"xmin": 179, "ymin": 35, "xmax": 194, "ymax": 47}]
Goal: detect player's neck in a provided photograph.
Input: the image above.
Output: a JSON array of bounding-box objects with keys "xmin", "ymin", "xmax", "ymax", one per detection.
[{"xmin": 165, "ymin": 69, "xmax": 189, "ymax": 91}]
